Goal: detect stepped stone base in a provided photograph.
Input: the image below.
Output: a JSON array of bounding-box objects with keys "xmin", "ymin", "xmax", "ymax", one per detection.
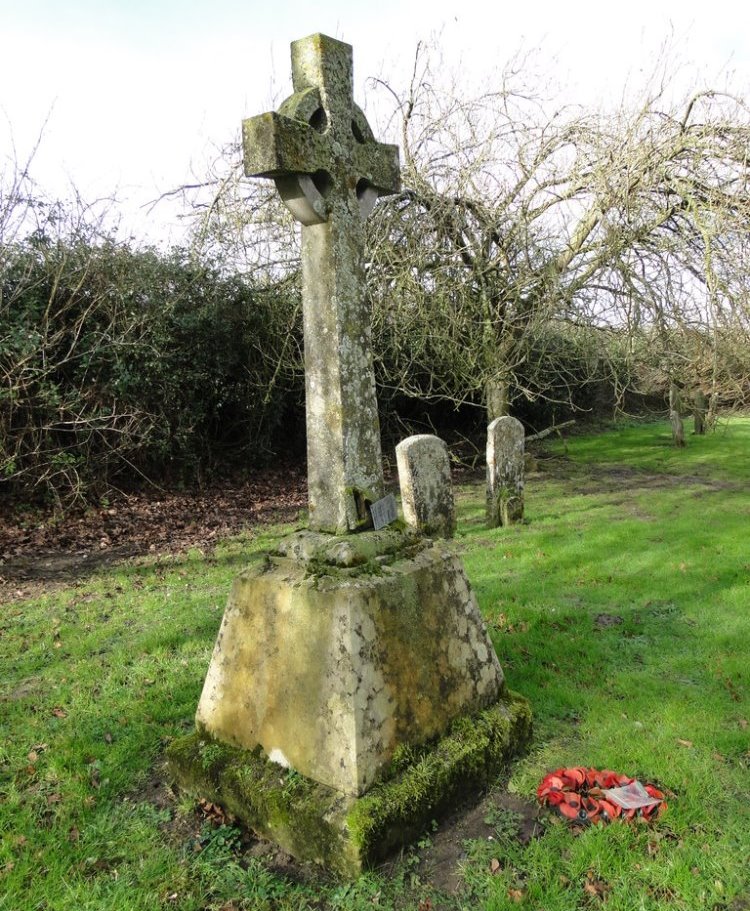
[
  {"xmin": 168, "ymin": 692, "xmax": 531, "ymax": 878},
  {"xmin": 168, "ymin": 527, "xmax": 531, "ymax": 875}
]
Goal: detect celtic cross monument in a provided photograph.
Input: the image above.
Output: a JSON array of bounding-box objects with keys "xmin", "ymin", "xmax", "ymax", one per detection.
[{"xmin": 168, "ymin": 34, "xmax": 530, "ymax": 879}]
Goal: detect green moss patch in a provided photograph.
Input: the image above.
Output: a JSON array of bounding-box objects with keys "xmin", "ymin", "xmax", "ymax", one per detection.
[{"xmin": 167, "ymin": 691, "xmax": 531, "ymax": 879}]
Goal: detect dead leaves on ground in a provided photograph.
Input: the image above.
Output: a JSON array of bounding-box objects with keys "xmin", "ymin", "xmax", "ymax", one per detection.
[
  {"xmin": 494, "ymin": 612, "xmax": 529, "ymax": 634},
  {"xmin": 0, "ymin": 465, "xmax": 307, "ymax": 575},
  {"xmin": 197, "ymin": 797, "xmax": 235, "ymax": 827},
  {"xmin": 583, "ymin": 870, "xmax": 611, "ymax": 901},
  {"xmin": 486, "ymin": 857, "xmax": 526, "ymax": 902}
]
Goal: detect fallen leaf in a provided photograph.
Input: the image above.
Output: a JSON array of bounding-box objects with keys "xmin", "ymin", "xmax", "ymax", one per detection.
[
  {"xmin": 47, "ymin": 793, "xmax": 62, "ymax": 805},
  {"xmin": 27, "ymin": 750, "xmax": 39, "ymax": 763},
  {"xmin": 69, "ymin": 827, "xmax": 80, "ymax": 842},
  {"xmin": 490, "ymin": 858, "xmax": 501, "ymax": 874},
  {"xmin": 417, "ymin": 900, "xmax": 432, "ymax": 911},
  {"xmin": 584, "ymin": 870, "xmax": 611, "ymax": 900},
  {"xmin": 739, "ymin": 719, "xmax": 748, "ymax": 730},
  {"xmin": 583, "ymin": 878, "xmax": 610, "ymax": 900},
  {"xmin": 51, "ymin": 707, "xmax": 67, "ymax": 719},
  {"xmin": 508, "ymin": 888, "xmax": 525, "ymax": 903},
  {"xmin": 677, "ymin": 739, "xmax": 693, "ymax": 748},
  {"xmin": 104, "ymin": 733, "xmax": 113, "ymax": 744}
]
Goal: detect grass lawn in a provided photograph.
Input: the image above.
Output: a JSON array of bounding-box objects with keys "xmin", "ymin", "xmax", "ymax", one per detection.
[{"xmin": 1, "ymin": 419, "xmax": 749, "ymax": 910}]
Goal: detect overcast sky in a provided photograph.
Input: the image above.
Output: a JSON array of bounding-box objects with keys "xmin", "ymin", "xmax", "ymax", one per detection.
[{"xmin": 2, "ymin": 0, "xmax": 748, "ymax": 244}]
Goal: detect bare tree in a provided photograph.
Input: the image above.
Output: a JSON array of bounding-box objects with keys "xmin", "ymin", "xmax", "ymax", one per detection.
[{"xmin": 175, "ymin": 42, "xmax": 750, "ymax": 430}]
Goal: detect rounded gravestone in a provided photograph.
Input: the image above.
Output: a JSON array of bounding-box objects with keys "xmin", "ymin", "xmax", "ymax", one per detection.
[
  {"xmin": 486, "ymin": 416, "xmax": 525, "ymax": 527},
  {"xmin": 396, "ymin": 434, "xmax": 456, "ymax": 538}
]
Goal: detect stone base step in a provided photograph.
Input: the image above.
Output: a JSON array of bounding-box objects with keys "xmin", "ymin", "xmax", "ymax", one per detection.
[{"xmin": 167, "ymin": 691, "xmax": 531, "ymax": 879}]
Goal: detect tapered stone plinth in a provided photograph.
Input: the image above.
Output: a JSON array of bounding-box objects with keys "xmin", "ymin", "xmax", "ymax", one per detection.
[{"xmin": 194, "ymin": 529, "xmax": 505, "ymax": 796}]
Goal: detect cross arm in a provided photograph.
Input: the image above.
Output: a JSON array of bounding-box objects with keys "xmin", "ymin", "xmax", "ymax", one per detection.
[
  {"xmin": 352, "ymin": 142, "xmax": 401, "ymax": 196},
  {"xmin": 242, "ymin": 111, "xmax": 331, "ymax": 179}
]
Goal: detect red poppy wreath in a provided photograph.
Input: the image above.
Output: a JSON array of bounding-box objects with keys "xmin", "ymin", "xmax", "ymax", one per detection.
[{"xmin": 537, "ymin": 767, "xmax": 667, "ymax": 824}]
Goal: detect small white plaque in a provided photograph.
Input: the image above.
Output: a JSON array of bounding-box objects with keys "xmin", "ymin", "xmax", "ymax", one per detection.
[{"xmin": 369, "ymin": 493, "xmax": 398, "ymax": 530}]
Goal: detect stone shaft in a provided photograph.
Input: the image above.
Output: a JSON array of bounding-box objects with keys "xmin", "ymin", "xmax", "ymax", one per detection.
[
  {"xmin": 396, "ymin": 434, "xmax": 456, "ymax": 538},
  {"xmin": 301, "ymin": 197, "xmax": 384, "ymax": 532},
  {"xmin": 486, "ymin": 416, "xmax": 525, "ymax": 527}
]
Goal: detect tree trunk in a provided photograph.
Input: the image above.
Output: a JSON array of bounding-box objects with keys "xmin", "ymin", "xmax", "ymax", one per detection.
[
  {"xmin": 706, "ymin": 392, "xmax": 719, "ymax": 431},
  {"xmin": 669, "ymin": 383, "xmax": 686, "ymax": 447},
  {"xmin": 485, "ymin": 378, "xmax": 509, "ymax": 422},
  {"xmin": 692, "ymin": 388, "xmax": 708, "ymax": 435}
]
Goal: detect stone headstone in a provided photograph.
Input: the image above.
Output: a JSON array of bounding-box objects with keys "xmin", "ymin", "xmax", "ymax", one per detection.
[
  {"xmin": 669, "ymin": 383, "xmax": 686, "ymax": 447},
  {"xmin": 692, "ymin": 387, "xmax": 707, "ymax": 435},
  {"xmin": 396, "ymin": 434, "xmax": 456, "ymax": 538},
  {"xmin": 486, "ymin": 416, "xmax": 525, "ymax": 527}
]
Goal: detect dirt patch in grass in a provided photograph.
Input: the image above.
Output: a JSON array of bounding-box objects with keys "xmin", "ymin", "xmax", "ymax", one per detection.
[
  {"xmin": 0, "ymin": 464, "xmax": 307, "ymax": 597},
  {"xmin": 414, "ymin": 791, "xmax": 542, "ymax": 896},
  {"xmin": 594, "ymin": 613, "xmax": 624, "ymax": 629}
]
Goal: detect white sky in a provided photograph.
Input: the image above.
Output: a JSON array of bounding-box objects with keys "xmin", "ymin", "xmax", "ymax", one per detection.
[{"xmin": 2, "ymin": 0, "xmax": 748, "ymax": 244}]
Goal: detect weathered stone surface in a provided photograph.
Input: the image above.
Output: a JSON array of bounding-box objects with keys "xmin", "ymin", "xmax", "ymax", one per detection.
[
  {"xmin": 396, "ymin": 434, "xmax": 456, "ymax": 538},
  {"xmin": 195, "ymin": 534, "xmax": 505, "ymax": 797},
  {"xmin": 276, "ymin": 526, "xmax": 418, "ymax": 567},
  {"xmin": 169, "ymin": 691, "xmax": 532, "ymax": 879},
  {"xmin": 486, "ymin": 416, "xmax": 525, "ymax": 527},
  {"xmin": 242, "ymin": 34, "xmax": 400, "ymax": 534},
  {"xmin": 669, "ymin": 383, "xmax": 686, "ymax": 447}
]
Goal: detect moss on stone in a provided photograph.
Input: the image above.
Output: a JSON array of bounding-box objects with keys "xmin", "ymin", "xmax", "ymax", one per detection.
[
  {"xmin": 346, "ymin": 691, "xmax": 532, "ymax": 863},
  {"xmin": 167, "ymin": 732, "xmax": 355, "ymax": 874},
  {"xmin": 167, "ymin": 690, "xmax": 531, "ymax": 880}
]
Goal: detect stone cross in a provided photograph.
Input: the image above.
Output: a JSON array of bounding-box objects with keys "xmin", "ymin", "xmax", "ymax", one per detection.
[{"xmin": 242, "ymin": 34, "xmax": 400, "ymax": 534}]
